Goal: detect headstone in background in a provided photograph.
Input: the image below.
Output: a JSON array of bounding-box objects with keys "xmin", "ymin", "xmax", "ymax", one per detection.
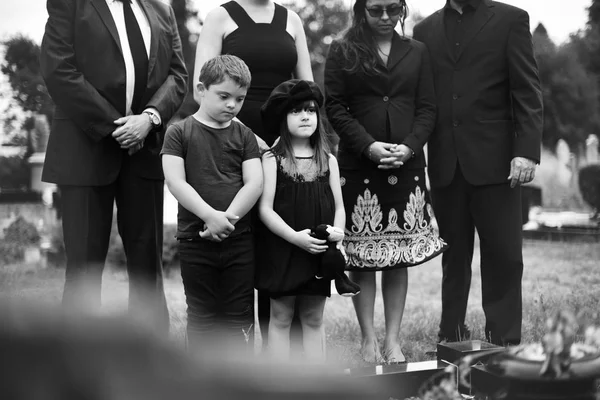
[
  {"xmin": 555, "ymin": 139, "xmax": 572, "ymax": 187},
  {"xmin": 23, "ymin": 245, "xmax": 41, "ymax": 264},
  {"xmin": 532, "ymin": 146, "xmax": 585, "ymax": 210},
  {"xmin": 28, "ymin": 152, "xmax": 54, "ymax": 193},
  {"xmin": 586, "ymin": 134, "xmax": 599, "ymax": 164}
]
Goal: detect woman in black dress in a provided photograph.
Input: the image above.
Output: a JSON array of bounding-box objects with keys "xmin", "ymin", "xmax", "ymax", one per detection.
[
  {"xmin": 193, "ymin": 0, "xmax": 313, "ymax": 349},
  {"xmin": 193, "ymin": 0, "xmax": 312, "ymax": 150},
  {"xmin": 324, "ymin": 0, "xmax": 447, "ymax": 363}
]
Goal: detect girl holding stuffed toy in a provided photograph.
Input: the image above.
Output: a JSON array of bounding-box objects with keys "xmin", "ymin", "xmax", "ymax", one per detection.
[{"xmin": 256, "ymin": 79, "xmax": 346, "ymax": 362}]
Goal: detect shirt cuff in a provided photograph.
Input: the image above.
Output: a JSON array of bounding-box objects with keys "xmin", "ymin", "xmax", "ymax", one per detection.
[{"xmin": 143, "ymin": 107, "xmax": 162, "ymax": 125}]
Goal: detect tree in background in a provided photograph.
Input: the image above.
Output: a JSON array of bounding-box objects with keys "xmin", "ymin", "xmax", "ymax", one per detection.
[
  {"xmin": 282, "ymin": 0, "xmax": 350, "ymax": 87},
  {"xmin": 171, "ymin": 0, "xmax": 201, "ymax": 119},
  {"xmin": 281, "ymin": 0, "xmax": 424, "ymax": 86},
  {"xmin": 1, "ymin": 36, "xmax": 54, "ymax": 126},
  {"xmin": 533, "ymin": 23, "xmax": 600, "ymax": 150},
  {"xmin": 585, "ymin": 0, "xmax": 600, "ymax": 74}
]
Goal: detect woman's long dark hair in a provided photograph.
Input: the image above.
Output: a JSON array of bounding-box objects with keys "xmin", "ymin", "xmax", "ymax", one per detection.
[
  {"xmin": 270, "ymin": 100, "xmax": 331, "ymax": 178},
  {"xmin": 337, "ymin": 0, "xmax": 408, "ymax": 76}
]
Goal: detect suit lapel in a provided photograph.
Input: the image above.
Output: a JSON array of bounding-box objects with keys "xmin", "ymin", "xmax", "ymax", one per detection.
[
  {"xmin": 386, "ymin": 33, "xmax": 411, "ymax": 71},
  {"xmin": 456, "ymin": 0, "xmax": 495, "ymax": 61},
  {"xmin": 138, "ymin": 0, "xmax": 159, "ymax": 79},
  {"xmin": 91, "ymin": 0, "xmax": 123, "ymax": 54}
]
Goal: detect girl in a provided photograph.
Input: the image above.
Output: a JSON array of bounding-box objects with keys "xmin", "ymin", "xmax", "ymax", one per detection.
[
  {"xmin": 194, "ymin": 0, "xmax": 314, "ymax": 349},
  {"xmin": 256, "ymin": 80, "xmax": 345, "ymax": 362}
]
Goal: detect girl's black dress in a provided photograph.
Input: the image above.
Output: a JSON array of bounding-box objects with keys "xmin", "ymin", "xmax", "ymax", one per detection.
[{"xmin": 256, "ymin": 156, "xmax": 333, "ymax": 298}]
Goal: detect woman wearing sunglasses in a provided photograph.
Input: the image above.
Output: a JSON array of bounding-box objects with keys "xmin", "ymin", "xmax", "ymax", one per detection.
[{"xmin": 324, "ymin": 0, "xmax": 447, "ymax": 364}]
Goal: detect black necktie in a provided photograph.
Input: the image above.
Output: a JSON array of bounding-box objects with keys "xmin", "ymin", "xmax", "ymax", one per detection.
[{"xmin": 118, "ymin": 0, "xmax": 148, "ymax": 114}]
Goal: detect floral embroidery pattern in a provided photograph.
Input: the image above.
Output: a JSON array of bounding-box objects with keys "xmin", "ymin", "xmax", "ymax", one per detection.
[{"xmin": 345, "ymin": 187, "xmax": 446, "ymax": 268}]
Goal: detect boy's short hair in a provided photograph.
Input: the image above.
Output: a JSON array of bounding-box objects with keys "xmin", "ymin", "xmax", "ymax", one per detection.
[{"xmin": 199, "ymin": 55, "xmax": 251, "ymax": 89}]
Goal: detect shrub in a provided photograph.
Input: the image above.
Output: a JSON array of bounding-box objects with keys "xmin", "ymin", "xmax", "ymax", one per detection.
[
  {"xmin": 0, "ymin": 216, "xmax": 40, "ymax": 265},
  {"xmin": 0, "ymin": 241, "xmax": 25, "ymax": 265},
  {"xmin": 0, "ymin": 153, "xmax": 30, "ymax": 191},
  {"xmin": 578, "ymin": 164, "xmax": 600, "ymax": 217},
  {"xmin": 162, "ymin": 224, "xmax": 179, "ymax": 272},
  {"xmin": 47, "ymin": 223, "xmax": 66, "ymax": 267},
  {"xmin": 3, "ymin": 215, "xmax": 40, "ymax": 245}
]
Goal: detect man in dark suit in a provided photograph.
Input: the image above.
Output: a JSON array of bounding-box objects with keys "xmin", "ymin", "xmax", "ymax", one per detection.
[
  {"xmin": 40, "ymin": 0, "xmax": 187, "ymax": 331},
  {"xmin": 413, "ymin": 0, "xmax": 542, "ymax": 346}
]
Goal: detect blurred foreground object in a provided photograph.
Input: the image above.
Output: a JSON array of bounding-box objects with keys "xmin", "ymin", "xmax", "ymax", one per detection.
[
  {"xmin": 0, "ymin": 303, "xmax": 381, "ymax": 400},
  {"xmin": 470, "ymin": 310, "xmax": 600, "ymax": 399},
  {"xmin": 412, "ymin": 310, "xmax": 600, "ymax": 399}
]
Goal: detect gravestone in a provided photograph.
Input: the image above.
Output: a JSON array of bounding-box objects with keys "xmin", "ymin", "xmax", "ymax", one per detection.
[
  {"xmin": 586, "ymin": 134, "xmax": 598, "ymax": 164},
  {"xmin": 28, "ymin": 152, "xmax": 54, "ymax": 193},
  {"xmin": 555, "ymin": 139, "xmax": 572, "ymax": 187}
]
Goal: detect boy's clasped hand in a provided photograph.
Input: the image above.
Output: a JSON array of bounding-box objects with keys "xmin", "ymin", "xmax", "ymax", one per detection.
[{"xmin": 199, "ymin": 211, "xmax": 240, "ymax": 242}]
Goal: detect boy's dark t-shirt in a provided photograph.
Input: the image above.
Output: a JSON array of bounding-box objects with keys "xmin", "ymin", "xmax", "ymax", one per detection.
[{"xmin": 161, "ymin": 116, "xmax": 260, "ymax": 239}]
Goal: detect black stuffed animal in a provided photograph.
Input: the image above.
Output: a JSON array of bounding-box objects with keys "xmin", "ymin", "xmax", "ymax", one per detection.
[{"xmin": 311, "ymin": 224, "xmax": 360, "ymax": 297}]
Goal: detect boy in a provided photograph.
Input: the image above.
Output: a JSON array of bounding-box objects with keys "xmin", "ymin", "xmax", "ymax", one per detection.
[{"xmin": 161, "ymin": 55, "xmax": 262, "ymax": 352}]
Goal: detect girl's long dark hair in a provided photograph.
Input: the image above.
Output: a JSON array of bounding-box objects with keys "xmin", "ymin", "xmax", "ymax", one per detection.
[
  {"xmin": 270, "ymin": 100, "xmax": 331, "ymax": 178},
  {"xmin": 337, "ymin": 0, "xmax": 408, "ymax": 76}
]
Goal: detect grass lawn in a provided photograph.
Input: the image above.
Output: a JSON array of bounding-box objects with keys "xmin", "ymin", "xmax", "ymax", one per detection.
[{"xmin": 1, "ymin": 238, "xmax": 599, "ymax": 369}]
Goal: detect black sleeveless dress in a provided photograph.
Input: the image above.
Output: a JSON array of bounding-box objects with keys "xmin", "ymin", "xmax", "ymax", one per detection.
[
  {"xmin": 256, "ymin": 156, "xmax": 333, "ymax": 298},
  {"xmin": 221, "ymin": 1, "xmax": 298, "ymax": 146}
]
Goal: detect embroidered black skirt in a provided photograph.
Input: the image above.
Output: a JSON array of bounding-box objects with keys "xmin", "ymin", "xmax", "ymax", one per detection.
[{"xmin": 340, "ymin": 167, "xmax": 447, "ymax": 271}]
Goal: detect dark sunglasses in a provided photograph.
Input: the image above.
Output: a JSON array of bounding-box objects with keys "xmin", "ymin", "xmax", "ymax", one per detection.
[{"xmin": 365, "ymin": 4, "xmax": 403, "ymax": 18}]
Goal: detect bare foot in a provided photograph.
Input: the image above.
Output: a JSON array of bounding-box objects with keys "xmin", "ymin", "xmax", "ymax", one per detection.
[
  {"xmin": 360, "ymin": 337, "xmax": 383, "ymax": 364},
  {"xmin": 383, "ymin": 343, "xmax": 406, "ymax": 364}
]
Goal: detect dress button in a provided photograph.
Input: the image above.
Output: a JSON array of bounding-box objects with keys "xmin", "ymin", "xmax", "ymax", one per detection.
[
  {"xmin": 452, "ymin": 94, "xmax": 459, "ymax": 100},
  {"xmin": 453, "ymin": 121, "xmax": 459, "ymax": 127},
  {"xmin": 455, "ymin": 42, "xmax": 460, "ymax": 46},
  {"xmin": 383, "ymin": 96, "xmax": 389, "ymax": 102}
]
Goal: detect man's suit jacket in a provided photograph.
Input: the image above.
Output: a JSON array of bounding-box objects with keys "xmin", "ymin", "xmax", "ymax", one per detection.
[
  {"xmin": 413, "ymin": 0, "xmax": 543, "ymax": 187},
  {"xmin": 40, "ymin": 0, "xmax": 188, "ymax": 185},
  {"xmin": 324, "ymin": 34, "xmax": 436, "ymax": 171}
]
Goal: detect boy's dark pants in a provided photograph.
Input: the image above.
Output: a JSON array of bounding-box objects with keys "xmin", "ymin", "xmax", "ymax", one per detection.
[{"xmin": 179, "ymin": 232, "xmax": 255, "ymax": 350}]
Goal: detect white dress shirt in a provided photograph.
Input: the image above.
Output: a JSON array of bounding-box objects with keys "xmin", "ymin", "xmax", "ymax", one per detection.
[{"xmin": 106, "ymin": 0, "xmax": 159, "ymax": 121}]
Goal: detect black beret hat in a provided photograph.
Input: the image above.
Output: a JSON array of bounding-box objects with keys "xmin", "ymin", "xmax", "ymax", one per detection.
[{"xmin": 261, "ymin": 79, "xmax": 324, "ymax": 140}]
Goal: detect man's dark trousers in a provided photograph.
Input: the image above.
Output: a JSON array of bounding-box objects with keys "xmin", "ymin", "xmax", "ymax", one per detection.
[
  {"xmin": 431, "ymin": 165, "xmax": 523, "ymax": 346},
  {"xmin": 60, "ymin": 155, "xmax": 169, "ymax": 333}
]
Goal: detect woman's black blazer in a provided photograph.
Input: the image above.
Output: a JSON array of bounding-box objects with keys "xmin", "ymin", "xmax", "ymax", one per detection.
[{"xmin": 324, "ymin": 33, "xmax": 436, "ymax": 170}]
